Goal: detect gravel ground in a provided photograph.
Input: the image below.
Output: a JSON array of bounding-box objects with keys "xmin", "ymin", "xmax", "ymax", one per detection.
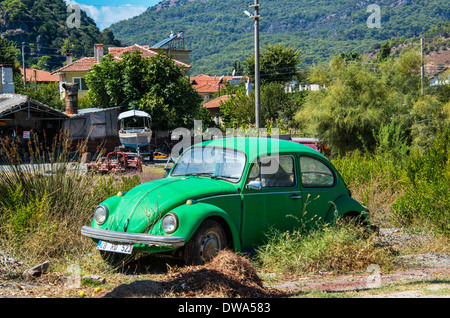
[
  {"xmin": 1, "ymin": 228, "xmax": 449, "ymax": 298},
  {"xmin": 0, "ymin": 252, "xmax": 24, "ymax": 278}
]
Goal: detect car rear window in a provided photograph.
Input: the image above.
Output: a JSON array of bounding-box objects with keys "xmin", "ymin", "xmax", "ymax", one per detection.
[{"xmin": 300, "ymin": 156, "xmax": 335, "ymax": 187}]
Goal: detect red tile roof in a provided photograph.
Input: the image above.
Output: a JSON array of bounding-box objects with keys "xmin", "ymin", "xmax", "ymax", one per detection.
[
  {"xmin": 114, "ymin": 44, "xmax": 191, "ymax": 68},
  {"xmin": 111, "ymin": 44, "xmax": 158, "ymax": 59},
  {"xmin": 51, "ymin": 44, "xmax": 191, "ymax": 75},
  {"xmin": 21, "ymin": 68, "xmax": 59, "ymax": 82},
  {"xmin": 191, "ymin": 74, "xmax": 249, "ymax": 94},
  {"xmin": 51, "ymin": 57, "xmax": 97, "ymax": 74},
  {"xmin": 191, "ymin": 74, "xmax": 226, "ymax": 94},
  {"xmin": 203, "ymin": 94, "xmax": 232, "ymax": 109},
  {"xmin": 191, "ymin": 74, "xmax": 222, "ymax": 85},
  {"xmin": 195, "ymin": 83, "xmax": 223, "ymax": 94}
]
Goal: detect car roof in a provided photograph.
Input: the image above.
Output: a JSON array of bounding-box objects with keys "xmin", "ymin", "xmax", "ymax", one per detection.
[{"xmin": 200, "ymin": 137, "xmax": 326, "ymax": 161}]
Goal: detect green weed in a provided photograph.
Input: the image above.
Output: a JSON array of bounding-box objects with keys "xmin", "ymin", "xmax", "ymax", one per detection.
[
  {"xmin": 0, "ymin": 131, "xmax": 138, "ymax": 265},
  {"xmin": 392, "ymin": 129, "xmax": 449, "ymax": 235},
  {"xmin": 255, "ymin": 222, "xmax": 392, "ymax": 275}
]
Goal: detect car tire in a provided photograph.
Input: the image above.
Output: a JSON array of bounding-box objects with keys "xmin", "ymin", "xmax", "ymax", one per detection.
[
  {"xmin": 184, "ymin": 219, "xmax": 227, "ymax": 265},
  {"xmin": 339, "ymin": 213, "xmax": 368, "ymax": 227},
  {"xmin": 338, "ymin": 213, "xmax": 373, "ymax": 236}
]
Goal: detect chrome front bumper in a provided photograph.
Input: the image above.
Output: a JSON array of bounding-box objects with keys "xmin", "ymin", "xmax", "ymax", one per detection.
[{"xmin": 81, "ymin": 226, "xmax": 185, "ymax": 247}]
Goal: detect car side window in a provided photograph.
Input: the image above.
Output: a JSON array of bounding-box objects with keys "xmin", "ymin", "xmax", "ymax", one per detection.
[
  {"xmin": 247, "ymin": 155, "xmax": 296, "ymax": 188},
  {"xmin": 300, "ymin": 156, "xmax": 335, "ymax": 187},
  {"xmin": 247, "ymin": 162, "xmax": 261, "ymax": 183}
]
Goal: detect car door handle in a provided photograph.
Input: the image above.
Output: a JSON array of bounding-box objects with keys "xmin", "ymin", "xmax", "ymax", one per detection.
[{"xmin": 290, "ymin": 195, "xmax": 302, "ymax": 200}]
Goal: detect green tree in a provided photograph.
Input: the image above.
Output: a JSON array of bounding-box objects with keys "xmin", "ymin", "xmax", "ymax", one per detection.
[
  {"xmin": 1, "ymin": 0, "xmax": 26, "ymax": 23},
  {"xmin": 295, "ymin": 55, "xmax": 393, "ymax": 154},
  {"xmin": 85, "ymin": 54, "xmax": 123, "ymax": 107},
  {"xmin": 85, "ymin": 51, "xmax": 203, "ymax": 131},
  {"xmin": 30, "ymin": 55, "xmax": 51, "ymax": 71},
  {"xmin": 377, "ymin": 41, "xmax": 391, "ymax": 62},
  {"xmin": 410, "ymin": 95, "xmax": 449, "ymax": 151},
  {"xmin": 219, "ymin": 87, "xmax": 254, "ymax": 128},
  {"xmin": 339, "ymin": 50, "xmax": 362, "ymax": 62},
  {"xmin": 244, "ymin": 43, "xmax": 302, "ymax": 84},
  {"xmin": 15, "ymin": 82, "xmax": 64, "ymax": 111},
  {"xmin": 0, "ymin": 0, "xmax": 121, "ymax": 71},
  {"xmin": 138, "ymin": 52, "xmax": 203, "ymax": 130},
  {"xmin": 230, "ymin": 60, "xmax": 243, "ymax": 76},
  {"xmin": 380, "ymin": 49, "xmax": 421, "ymax": 96},
  {"xmin": 220, "ymin": 83, "xmax": 304, "ymax": 130},
  {"xmin": 295, "ymin": 49, "xmax": 449, "ymax": 155},
  {"xmin": 260, "ymin": 82, "xmax": 291, "ymax": 124},
  {"xmin": 0, "ymin": 35, "xmax": 21, "ymax": 86},
  {"xmin": 0, "ymin": 35, "xmax": 20, "ymax": 69}
]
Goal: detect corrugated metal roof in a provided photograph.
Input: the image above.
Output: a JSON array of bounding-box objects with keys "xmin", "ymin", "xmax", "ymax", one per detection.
[
  {"xmin": 69, "ymin": 106, "xmax": 121, "ymax": 117},
  {"xmin": 0, "ymin": 94, "xmax": 68, "ymax": 118},
  {"xmin": 0, "ymin": 94, "xmax": 28, "ymax": 114}
]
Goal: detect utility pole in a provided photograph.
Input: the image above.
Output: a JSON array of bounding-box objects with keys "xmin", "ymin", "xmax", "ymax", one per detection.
[
  {"xmin": 249, "ymin": 0, "xmax": 261, "ymax": 130},
  {"xmin": 420, "ymin": 37, "xmax": 424, "ymax": 96},
  {"xmin": 22, "ymin": 42, "xmax": 26, "ymax": 88}
]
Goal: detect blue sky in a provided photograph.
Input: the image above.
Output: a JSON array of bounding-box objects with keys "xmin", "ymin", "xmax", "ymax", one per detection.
[{"xmin": 65, "ymin": 0, "xmax": 161, "ymax": 30}]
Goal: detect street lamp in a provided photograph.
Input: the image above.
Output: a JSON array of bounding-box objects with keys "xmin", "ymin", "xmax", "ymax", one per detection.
[{"xmin": 244, "ymin": 1, "xmax": 261, "ymax": 130}]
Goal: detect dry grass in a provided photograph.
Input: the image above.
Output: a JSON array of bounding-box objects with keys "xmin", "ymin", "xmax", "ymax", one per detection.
[
  {"xmin": 256, "ymin": 223, "xmax": 394, "ymax": 276},
  {"xmin": 0, "ymin": 131, "xmax": 447, "ymax": 298},
  {"xmin": 100, "ymin": 250, "xmax": 285, "ymax": 298},
  {"xmin": 161, "ymin": 250, "xmax": 283, "ymax": 298},
  {"xmin": 348, "ymin": 176, "xmax": 404, "ymax": 228},
  {"xmin": 0, "ymin": 131, "xmax": 166, "ymax": 269},
  {"xmin": 396, "ymin": 230, "xmax": 450, "ymax": 255}
]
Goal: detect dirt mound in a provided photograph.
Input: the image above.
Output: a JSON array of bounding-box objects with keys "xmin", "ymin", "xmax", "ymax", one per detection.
[
  {"xmin": 102, "ymin": 250, "xmax": 283, "ymax": 298},
  {"xmin": 162, "ymin": 250, "xmax": 282, "ymax": 298},
  {"xmin": 207, "ymin": 250, "xmax": 263, "ymax": 287}
]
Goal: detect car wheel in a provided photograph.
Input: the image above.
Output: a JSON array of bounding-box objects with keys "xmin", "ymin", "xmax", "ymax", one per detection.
[
  {"xmin": 338, "ymin": 213, "xmax": 374, "ymax": 236},
  {"xmin": 184, "ymin": 219, "xmax": 227, "ymax": 265},
  {"xmin": 339, "ymin": 213, "xmax": 368, "ymax": 227}
]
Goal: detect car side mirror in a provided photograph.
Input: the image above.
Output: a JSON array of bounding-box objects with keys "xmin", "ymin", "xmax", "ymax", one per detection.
[{"xmin": 246, "ymin": 181, "xmax": 262, "ymax": 190}]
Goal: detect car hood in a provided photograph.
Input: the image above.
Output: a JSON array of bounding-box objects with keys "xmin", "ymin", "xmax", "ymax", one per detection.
[{"xmin": 106, "ymin": 176, "xmax": 239, "ymax": 234}]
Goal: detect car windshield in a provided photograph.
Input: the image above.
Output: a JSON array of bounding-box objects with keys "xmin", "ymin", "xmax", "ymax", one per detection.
[{"xmin": 171, "ymin": 147, "xmax": 246, "ymax": 182}]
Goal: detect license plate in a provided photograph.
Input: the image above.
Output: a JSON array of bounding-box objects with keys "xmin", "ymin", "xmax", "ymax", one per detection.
[{"xmin": 97, "ymin": 240, "xmax": 133, "ymax": 254}]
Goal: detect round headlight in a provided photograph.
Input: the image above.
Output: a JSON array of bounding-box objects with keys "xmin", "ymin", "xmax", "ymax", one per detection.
[
  {"xmin": 162, "ymin": 213, "xmax": 178, "ymax": 234},
  {"xmin": 94, "ymin": 205, "xmax": 109, "ymax": 225}
]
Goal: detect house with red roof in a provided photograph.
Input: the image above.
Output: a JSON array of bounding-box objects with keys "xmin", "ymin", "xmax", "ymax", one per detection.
[
  {"xmin": 192, "ymin": 74, "xmax": 252, "ymax": 125},
  {"xmin": 20, "ymin": 68, "xmax": 59, "ymax": 84},
  {"xmin": 51, "ymin": 44, "xmax": 192, "ymax": 101},
  {"xmin": 202, "ymin": 94, "xmax": 232, "ymax": 125},
  {"xmin": 190, "ymin": 74, "xmax": 226, "ymax": 103},
  {"xmin": 191, "ymin": 74, "xmax": 249, "ymax": 102}
]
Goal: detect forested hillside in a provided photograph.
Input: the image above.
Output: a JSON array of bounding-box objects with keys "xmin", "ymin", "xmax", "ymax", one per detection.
[
  {"xmin": 0, "ymin": 0, "xmax": 121, "ymax": 71},
  {"xmin": 110, "ymin": 0, "xmax": 450, "ymax": 75}
]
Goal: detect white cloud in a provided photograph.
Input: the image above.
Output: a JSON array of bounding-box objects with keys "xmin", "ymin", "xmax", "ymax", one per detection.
[{"xmin": 65, "ymin": 1, "xmax": 147, "ymax": 30}]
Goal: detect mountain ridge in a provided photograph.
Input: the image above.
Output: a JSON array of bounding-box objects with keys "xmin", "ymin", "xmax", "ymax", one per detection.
[
  {"xmin": 151, "ymin": 0, "xmax": 210, "ymax": 12},
  {"xmin": 0, "ymin": 0, "xmax": 121, "ymax": 71},
  {"xmin": 110, "ymin": 0, "xmax": 450, "ymax": 75}
]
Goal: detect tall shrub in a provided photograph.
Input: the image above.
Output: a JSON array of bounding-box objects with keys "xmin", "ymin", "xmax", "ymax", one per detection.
[
  {"xmin": 0, "ymin": 131, "xmax": 103, "ymax": 259},
  {"xmin": 391, "ymin": 129, "xmax": 449, "ymax": 235}
]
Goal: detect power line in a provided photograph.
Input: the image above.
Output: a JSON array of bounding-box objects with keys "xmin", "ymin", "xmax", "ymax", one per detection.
[{"xmin": 67, "ymin": 3, "xmax": 149, "ymax": 9}]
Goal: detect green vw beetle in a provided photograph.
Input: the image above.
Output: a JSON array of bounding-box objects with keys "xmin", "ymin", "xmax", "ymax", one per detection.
[{"xmin": 81, "ymin": 137, "xmax": 369, "ymax": 265}]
